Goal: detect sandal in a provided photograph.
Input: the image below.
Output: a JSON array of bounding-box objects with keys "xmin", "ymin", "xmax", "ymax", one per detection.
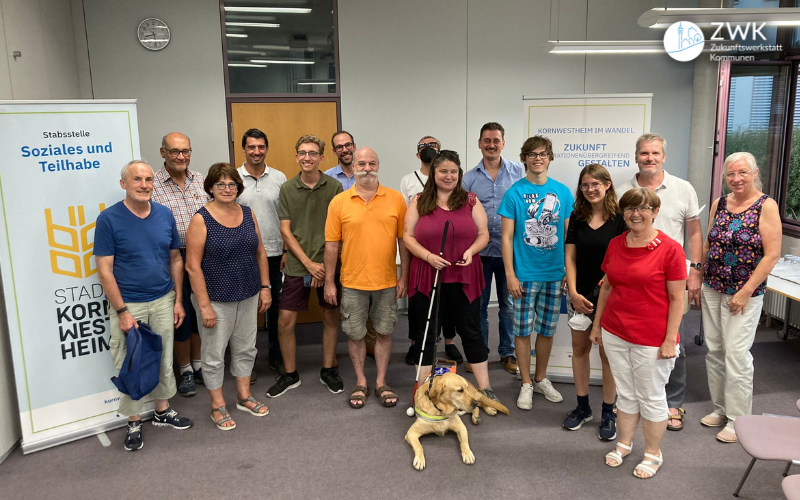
[
  {"xmin": 633, "ymin": 451, "xmax": 663, "ymax": 479},
  {"xmin": 667, "ymin": 407, "xmax": 685, "ymax": 431},
  {"xmin": 349, "ymin": 385, "xmax": 369, "ymax": 409},
  {"xmin": 236, "ymin": 396, "xmax": 269, "ymax": 417},
  {"xmin": 210, "ymin": 406, "xmax": 236, "ymax": 431},
  {"xmin": 605, "ymin": 441, "xmax": 632, "ymax": 468},
  {"xmin": 375, "ymin": 385, "xmax": 398, "ymax": 408}
]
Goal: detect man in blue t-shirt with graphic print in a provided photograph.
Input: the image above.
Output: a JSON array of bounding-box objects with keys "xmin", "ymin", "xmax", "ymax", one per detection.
[
  {"xmin": 499, "ymin": 135, "xmax": 574, "ymax": 411},
  {"xmin": 95, "ymin": 160, "xmax": 193, "ymax": 452}
]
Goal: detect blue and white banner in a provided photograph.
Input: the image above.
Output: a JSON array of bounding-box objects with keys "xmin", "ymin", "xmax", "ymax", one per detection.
[{"xmin": 0, "ymin": 100, "xmax": 141, "ymax": 453}]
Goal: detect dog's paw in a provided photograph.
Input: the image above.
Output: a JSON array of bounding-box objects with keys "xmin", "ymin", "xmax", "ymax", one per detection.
[
  {"xmin": 413, "ymin": 455, "xmax": 426, "ymax": 471},
  {"xmin": 462, "ymin": 450, "xmax": 475, "ymax": 465},
  {"xmin": 481, "ymin": 404, "xmax": 498, "ymax": 416},
  {"xmin": 471, "ymin": 413, "xmax": 482, "ymax": 425}
]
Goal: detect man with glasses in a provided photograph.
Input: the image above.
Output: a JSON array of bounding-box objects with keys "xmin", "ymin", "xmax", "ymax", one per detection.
[
  {"xmin": 463, "ymin": 123, "xmax": 524, "ymax": 376},
  {"xmin": 152, "ymin": 132, "xmax": 209, "ymax": 397},
  {"xmin": 499, "ymin": 135, "xmax": 573, "ymax": 410},
  {"xmin": 236, "ymin": 128, "xmax": 287, "ymax": 384},
  {"xmin": 399, "ymin": 135, "xmax": 462, "ymax": 367},
  {"xmin": 269, "ymin": 135, "xmax": 344, "ymax": 398},
  {"xmin": 326, "ymin": 130, "xmax": 357, "ymax": 189},
  {"xmin": 617, "ymin": 133, "xmax": 702, "ymax": 432}
]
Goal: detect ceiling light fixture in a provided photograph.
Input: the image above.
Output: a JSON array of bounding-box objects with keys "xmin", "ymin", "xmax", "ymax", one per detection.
[
  {"xmin": 297, "ymin": 81, "xmax": 335, "ymax": 85},
  {"xmin": 639, "ymin": 7, "xmax": 800, "ymax": 28},
  {"xmin": 225, "ymin": 22, "xmax": 280, "ymax": 28},
  {"xmin": 250, "ymin": 59, "xmax": 315, "ymax": 65},
  {"xmin": 226, "ymin": 33, "xmax": 248, "ymax": 38},
  {"xmin": 228, "ymin": 63, "xmax": 267, "ymax": 68},
  {"xmin": 547, "ymin": 40, "xmax": 664, "ymax": 54},
  {"xmin": 224, "ymin": 7, "xmax": 311, "ymax": 14}
]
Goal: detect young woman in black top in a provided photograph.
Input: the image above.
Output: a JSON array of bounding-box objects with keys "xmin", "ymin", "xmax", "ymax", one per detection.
[{"xmin": 563, "ymin": 164, "xmax": 626, "ymax": 440}]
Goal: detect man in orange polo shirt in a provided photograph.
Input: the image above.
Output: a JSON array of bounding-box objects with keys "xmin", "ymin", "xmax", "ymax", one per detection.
[{"xmin": 324, "ymin": 147, "xmax": 410, "ymax": 409}]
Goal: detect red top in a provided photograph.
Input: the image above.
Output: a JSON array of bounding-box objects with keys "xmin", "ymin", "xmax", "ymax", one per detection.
[
  {"xmin": 409, "ymin": 192, "xmax": 485, "ymax": 303},
  {"xmin": 600, "ymin": 230, "xmax": 687, "ymax": 347}
]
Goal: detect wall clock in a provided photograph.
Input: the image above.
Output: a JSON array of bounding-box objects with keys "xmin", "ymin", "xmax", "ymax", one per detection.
[{"xmin": 137, "ymin": 18, "xmax": 170, "ymax": 51}]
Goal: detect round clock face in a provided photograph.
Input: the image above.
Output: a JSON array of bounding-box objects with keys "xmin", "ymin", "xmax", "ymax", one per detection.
[{"xmin": 137, "ymin": 18, "xmax": 170, "ymax": 51}]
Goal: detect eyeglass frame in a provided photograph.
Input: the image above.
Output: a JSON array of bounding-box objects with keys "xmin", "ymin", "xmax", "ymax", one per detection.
[
  {"xmin": 165, "ymin": 148, "xmax": 192, "ymax": 158},
  {"xmin": 333, "ymin": 142, "xmax": 355, "ymax": 152},
  {"xmin": 214, "ymin": 182, "xmax": 238, "ymax": 191},
  {"xmin": 622, "ymin": 205, "xmax": 655, "ymax": 214},
  {"xmin": 296, "ymin": 150, "xmax": 321, "ymax": 158},
  {"xmin": 417, "ymin": 142, "xmax": 440, "ymax": 151},
  {"xmin": 525, "ymin": 151, "xmax": 550, "ymax": 160}
]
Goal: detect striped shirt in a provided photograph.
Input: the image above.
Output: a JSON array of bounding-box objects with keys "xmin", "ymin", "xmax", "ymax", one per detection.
[{"xmin": 151, "ymin": 167, "xmax": 210, "ymax": 247}]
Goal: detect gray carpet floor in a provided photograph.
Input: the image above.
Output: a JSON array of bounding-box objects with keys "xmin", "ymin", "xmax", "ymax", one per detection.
[{"xmin": 1, "ymin": 309, "xmax": 799, "ymax": 500}]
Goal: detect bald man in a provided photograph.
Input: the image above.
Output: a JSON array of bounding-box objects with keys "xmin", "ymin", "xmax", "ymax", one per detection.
[{"xmin": 324, "ymin": 148, "xmax": 410, "ymax": 409}]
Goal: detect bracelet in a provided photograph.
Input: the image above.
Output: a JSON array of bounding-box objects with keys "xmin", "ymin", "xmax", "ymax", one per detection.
[
  {"xmin": 283, "ymin": 249, "xmax": 287, "ymax": 254},
  {"xmin": 425, "ymin": 252, "xmax": 432, "ymax": 262},
  {"xmin": 115, "ymin": 306, "xmax": 128, "ymax": 315},
  {"xmin": 261, "ymin": 285, "xmax": 272, "ymax": 289}
]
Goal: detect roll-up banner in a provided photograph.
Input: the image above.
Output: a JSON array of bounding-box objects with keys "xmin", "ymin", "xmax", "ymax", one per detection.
[
  {"xmin": 522, "ymin": 94, "xmax": 652, "ymax": 385},
  {"xmin": 0, "ymin": 100, "xmax": 142, "ymax": 453}
]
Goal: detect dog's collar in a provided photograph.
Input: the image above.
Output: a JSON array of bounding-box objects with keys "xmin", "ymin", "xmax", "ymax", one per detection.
[{"xmin": 414, "ymin": 407, "xmax": 454, "ymax": 422}]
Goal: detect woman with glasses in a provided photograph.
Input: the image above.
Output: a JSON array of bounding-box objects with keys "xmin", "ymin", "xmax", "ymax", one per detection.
[
  {"xmin": 563, "ymin": 164, "xmax": 626, "ymax": 440},
  {"xmin": 700, "ymin": 152, "xmax": 780, "ymax": 443},
  {"xmin": 589, "ymin": 187, "xmax": 687, "ymax": 479},
  {"xmin": 403, "ymin": 150, "xmax": 503, "ymax": 408},
  {"xmin": 185, "ymin": 163, "xmax": 272, "ymax": 430}
]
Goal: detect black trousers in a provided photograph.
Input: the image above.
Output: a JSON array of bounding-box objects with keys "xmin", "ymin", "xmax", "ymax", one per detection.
[
  {"xmin": 265, "ymin": 255, "xmax": 283, "ymax": 360},
  {"xmin": 410, "ymin": 283, "xmax": 488, "ymax": 365}
]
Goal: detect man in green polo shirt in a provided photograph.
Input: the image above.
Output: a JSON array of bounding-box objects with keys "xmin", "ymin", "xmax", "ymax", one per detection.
[{"xmin": 268, "ymin": 135, "xmax": 344, "ymax": 399}]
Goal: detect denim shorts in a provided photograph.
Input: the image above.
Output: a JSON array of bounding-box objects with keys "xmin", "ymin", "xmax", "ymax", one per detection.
[{"xmin": 513, "ymin": 280, "xmax": 561, "ymax": 338}]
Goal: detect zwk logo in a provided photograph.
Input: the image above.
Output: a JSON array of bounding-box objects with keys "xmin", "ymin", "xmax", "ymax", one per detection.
[
  {"xmin": 664, "ymin": 21, "xmax": 705, "ymax": 62},
  {"xmin": 45, "ymin": 204, "xmax": 105, "ymax": 278}
]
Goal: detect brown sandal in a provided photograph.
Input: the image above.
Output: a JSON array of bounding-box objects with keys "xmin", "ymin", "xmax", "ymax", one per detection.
[
  {"xmin": 349, "ymin": 385, "xmax": 369, "ymax": 409},
  {"xmin": 667, "ymin": 408, "xmax": 685, "ymax": 431},
  {"xmin": 375, "ymin": 385, "xmax": 398, "ymax": 407}
]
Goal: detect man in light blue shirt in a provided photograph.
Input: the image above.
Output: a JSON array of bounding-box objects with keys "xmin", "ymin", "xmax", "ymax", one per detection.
[
  {"xmin": 463, "ymin": 122, "xmax": 524, "ymax": 375},
  {"xmin": 325, "ymin": 130, "xmax": 357, "ymax": 190}
]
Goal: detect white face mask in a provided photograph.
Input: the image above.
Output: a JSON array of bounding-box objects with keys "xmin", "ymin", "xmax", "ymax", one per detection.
[{"xmin": 568, "ymin": 313, "xmax": 592, "ymax": 331}]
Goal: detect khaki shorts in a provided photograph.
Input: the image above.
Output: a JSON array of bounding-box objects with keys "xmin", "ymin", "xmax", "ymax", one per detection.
[{"xmin": 340, "ymin": 287, "xmax": 397, "ymax": 340}]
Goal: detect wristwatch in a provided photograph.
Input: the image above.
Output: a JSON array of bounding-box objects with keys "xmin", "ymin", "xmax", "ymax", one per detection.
[
  {"xmin": 689, "ymin": 262, "xmax": 703, "ymax": 270},
  {"xmin": 261, "ymin": 285, "xmax": 272, "ymax": 289}
]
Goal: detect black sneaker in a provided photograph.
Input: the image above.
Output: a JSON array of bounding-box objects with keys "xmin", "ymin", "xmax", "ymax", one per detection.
[
  {"xmin": 124, "ymin": 421, "xmax": 143, "ymax": 451},
  {"xmin": 320, "ymin": 367, "xmax": 344, "ymax": 394},
  {"xmin": 266, "ymin": 373, "xmax": 301, "ymax": 398},
  {"xmin": 405, "ymin": 343, "xmax": 419, "ymax": 366},
  {"xmin": 598, "ymin": 412, "xmax": 618, "ymax": 441},
  {"xmin": 177, "ymin": 371, "xmax": 197, "ymax": 397},
  {"xmin": 563, "ymin": 406, "xmax": 593, "ymax": 430},
  {"xmin": 444, "ymin": 344, "xmax": 464, "ymax": 364},
  {"xmin": 268, "ymin": 357, "xmax": 286, "ymax": 376},
  {"xmin": 194, "ymin": 368, "xmax": 204, "ymax": 386},
  {"xmin": 152, "ymin": 407, "xmax": 193, "ymax": 430}
]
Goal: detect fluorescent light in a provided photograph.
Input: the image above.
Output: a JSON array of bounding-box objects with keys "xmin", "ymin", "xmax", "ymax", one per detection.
[
  {"xmin": 225, "ymin": 22, "xmax": 280, "ymax": 28},
  {"xmin": 250, "ymin": 59, "xmax": 315, "ymax": 64},
  {"xmin": 226, "ymin": 33, "xmax": 248, "ymax": 38},
  {"xmin": 224, "ymin": 7, "xmax": 311, "ymax": 14},
  {"xmin": 228, "ymin": 63, "xmax": 267, "ymax": 68},
  {"xmin": 228, "ymin": 50, "xmax": 266, "ymax": 55},
  {"xmin": 252, "ymin": 44, "xmax": 314, "ymax": 52},
  {"xmin": 547, "ymin": 40, "xmax": 664, "ymax": 54},
  {"xmin": 639, "ymin": 8, "xmax": 800, "ymax": 28},
  {"xmin": 297, "ymin": 81, "xmax": 335, "ymax": 85}
]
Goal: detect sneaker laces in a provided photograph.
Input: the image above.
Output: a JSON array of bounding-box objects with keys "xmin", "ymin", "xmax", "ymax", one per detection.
[
  {"xmin": 127, "ymin": 422, "xmax": 142, "ymax": 433},
  {"xmin": 566, "ymin": 407, "xmax": 587, "ymax": 419}
]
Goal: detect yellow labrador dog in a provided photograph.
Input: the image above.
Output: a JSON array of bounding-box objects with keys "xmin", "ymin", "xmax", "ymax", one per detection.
[{"xmin": 405, "ymin": 372, "xmax": 510, "ymax": 471}]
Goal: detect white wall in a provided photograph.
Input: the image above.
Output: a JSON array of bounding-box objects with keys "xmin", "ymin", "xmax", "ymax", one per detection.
[
  {"xmin": 82, "ymin": 0, "xmax": 229, "ymax": 171},
  {"xmin": 339, "ymin": 0, "xmax": 698, "ymax": 192}
]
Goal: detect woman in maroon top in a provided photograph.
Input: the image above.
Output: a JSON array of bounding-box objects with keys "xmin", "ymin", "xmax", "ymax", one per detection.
[{"xmin": 403, "ymin": 151, "xmax": 500, "ymax": 403}]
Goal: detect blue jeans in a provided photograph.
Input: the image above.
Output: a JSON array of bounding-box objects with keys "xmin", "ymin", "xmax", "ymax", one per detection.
[{"xmin": 480, "ymin": 255, "xmax": 515, "ymax": 358}]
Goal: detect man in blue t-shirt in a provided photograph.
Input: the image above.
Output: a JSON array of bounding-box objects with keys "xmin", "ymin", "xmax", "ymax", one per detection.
[
  {"xmin": 498, "ymin": 135, "xmax": 574, "ymax": 411},
  {"xmin": 95, "ymin": 160, "xmax": 193, "ymax": 451}
]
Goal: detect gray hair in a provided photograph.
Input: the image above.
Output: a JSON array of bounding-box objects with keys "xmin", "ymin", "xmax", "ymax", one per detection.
[
  {"xmin": 120, "ymin": 159, "xmax": 151, "ymax": 180},
  {"xmin": 635, "ymin": 133, "xmax": 667, "ymax": 155},
  {"xmin": 417, "ymin": 135, "xmax": 441, "ymax": 150},
  {"xmin": 723, "ymin": 152, "xmax": 762, "ymax": 191}
]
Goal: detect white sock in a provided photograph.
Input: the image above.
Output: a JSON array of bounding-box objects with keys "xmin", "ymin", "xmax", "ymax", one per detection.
[
  {"xmin": 179, "ymin": 363, "xmax": 192, "ymax": 375},
  {"xmin": 192, "ymin": 360, "xmax": 202, "ymax": 372}
]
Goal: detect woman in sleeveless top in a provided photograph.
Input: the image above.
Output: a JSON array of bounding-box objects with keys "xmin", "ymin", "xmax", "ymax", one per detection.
[
  {"xmin": 403, "ymin": 150, "xmax": 502, "ymax": 407},
  {"xmin": 700, "ymin": 152, "xmax": 781, "ymax": 443},
  {"xmin": 186, "ymin": 163, "xmax": 272, "ymax": 430}
]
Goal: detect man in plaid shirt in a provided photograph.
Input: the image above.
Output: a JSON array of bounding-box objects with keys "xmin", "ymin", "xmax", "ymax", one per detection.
[{"xmin": 152, "ymin": 132, "xmax": 210, "ymax": 397}]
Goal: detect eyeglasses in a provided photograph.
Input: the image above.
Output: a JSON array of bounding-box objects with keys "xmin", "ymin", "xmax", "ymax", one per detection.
[
  {"xmin": 580, "ymin": 182, "xmax": 604, "ymax": 191},
  {"xmin": 623, "ymin": 205, "xmax": 654, "ymax": 214},
  {"xmin": 214, "ymin": 182, "xmax": 238, "ymax": 191},
  {"xmin": 417, "ymin": 142, "xmax": 439, "ymax": 150},
  {"xmin": 333, "ymin": 142, "xmax": 355, "ymax": 152},
  {"xmin": 526, "ymin": 152, "xmax": 549, "ymax": 160},
  {"xmin": 296, "ymin": 151, "xmax": 320, "ymax": 158},
  {"xmin": 725, "ymin": 171, "xmax": 752, "ymax": 179},
  {"xmin": 166, "ymin": 149, "xmax": 192, "ymax": 158}
]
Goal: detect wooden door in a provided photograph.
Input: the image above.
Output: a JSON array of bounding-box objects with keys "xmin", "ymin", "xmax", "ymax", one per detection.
[{"xmin": 230, "ymin": 101, "xmax": 339, "ymax": 324}]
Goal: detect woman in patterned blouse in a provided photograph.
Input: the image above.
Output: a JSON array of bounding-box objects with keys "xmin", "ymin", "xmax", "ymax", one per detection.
[{"xmin": 700, "ymin": 152, "xmax": 781, "ymax": 443}]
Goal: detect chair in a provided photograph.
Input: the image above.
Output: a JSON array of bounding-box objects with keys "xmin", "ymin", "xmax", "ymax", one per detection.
[
  {"xmin": 783, "ymin": 475, "xmax": 800, "ymax": 500},
  {"xmin": 733, "ymin": 414, "xmax": 800, "ymax": 497}
]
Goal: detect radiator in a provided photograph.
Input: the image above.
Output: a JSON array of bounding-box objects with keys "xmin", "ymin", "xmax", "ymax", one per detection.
[{"xmin": 763, "ymin": 290, "xmax": 800, "ymax": 329}]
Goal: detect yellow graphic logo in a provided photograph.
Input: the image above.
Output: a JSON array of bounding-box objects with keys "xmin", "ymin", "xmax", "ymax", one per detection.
[{"xmin": 45, "ymin": 204, "xmax": 106, "ymax": 278}]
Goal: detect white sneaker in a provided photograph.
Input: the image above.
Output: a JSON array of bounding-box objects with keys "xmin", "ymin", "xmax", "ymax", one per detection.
[
  {"xmin": 517, "ymin": 383, "xmax": 533, "ymax": 410},
  {"xmin": 532, "ymin": 377, "xmax": 563, "ymax": 403}
]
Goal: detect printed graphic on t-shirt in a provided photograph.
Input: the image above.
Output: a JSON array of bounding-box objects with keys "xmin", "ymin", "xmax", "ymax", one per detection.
[{"xmin": 523, "ymin": 192, "xmax": 561, "ymax": 250}]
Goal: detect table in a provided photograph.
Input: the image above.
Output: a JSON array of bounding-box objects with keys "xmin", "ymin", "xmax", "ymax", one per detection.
[{"xmin": 766, "ymin": 271, "xmax": 800, "ymax": 340}]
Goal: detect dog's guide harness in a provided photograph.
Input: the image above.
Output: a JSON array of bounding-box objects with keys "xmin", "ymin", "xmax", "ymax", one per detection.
[{"xmin": 415, "ymin": 374, "xmax": 455, "ymax": 422}]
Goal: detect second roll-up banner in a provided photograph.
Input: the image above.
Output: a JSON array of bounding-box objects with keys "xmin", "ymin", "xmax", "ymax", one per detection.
[
  {"xmin": 522, "ymin": 94, "xmax": 652, "ymax": 385},
  {"xmin": 0, "ymin": 100, "xmax": 142, "ymax": 453}
]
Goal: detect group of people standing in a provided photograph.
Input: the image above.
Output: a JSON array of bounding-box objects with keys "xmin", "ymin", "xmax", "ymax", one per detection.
[{"xmin": 96, "ymin": 123, "xmax": 781, "ymax": 482}]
